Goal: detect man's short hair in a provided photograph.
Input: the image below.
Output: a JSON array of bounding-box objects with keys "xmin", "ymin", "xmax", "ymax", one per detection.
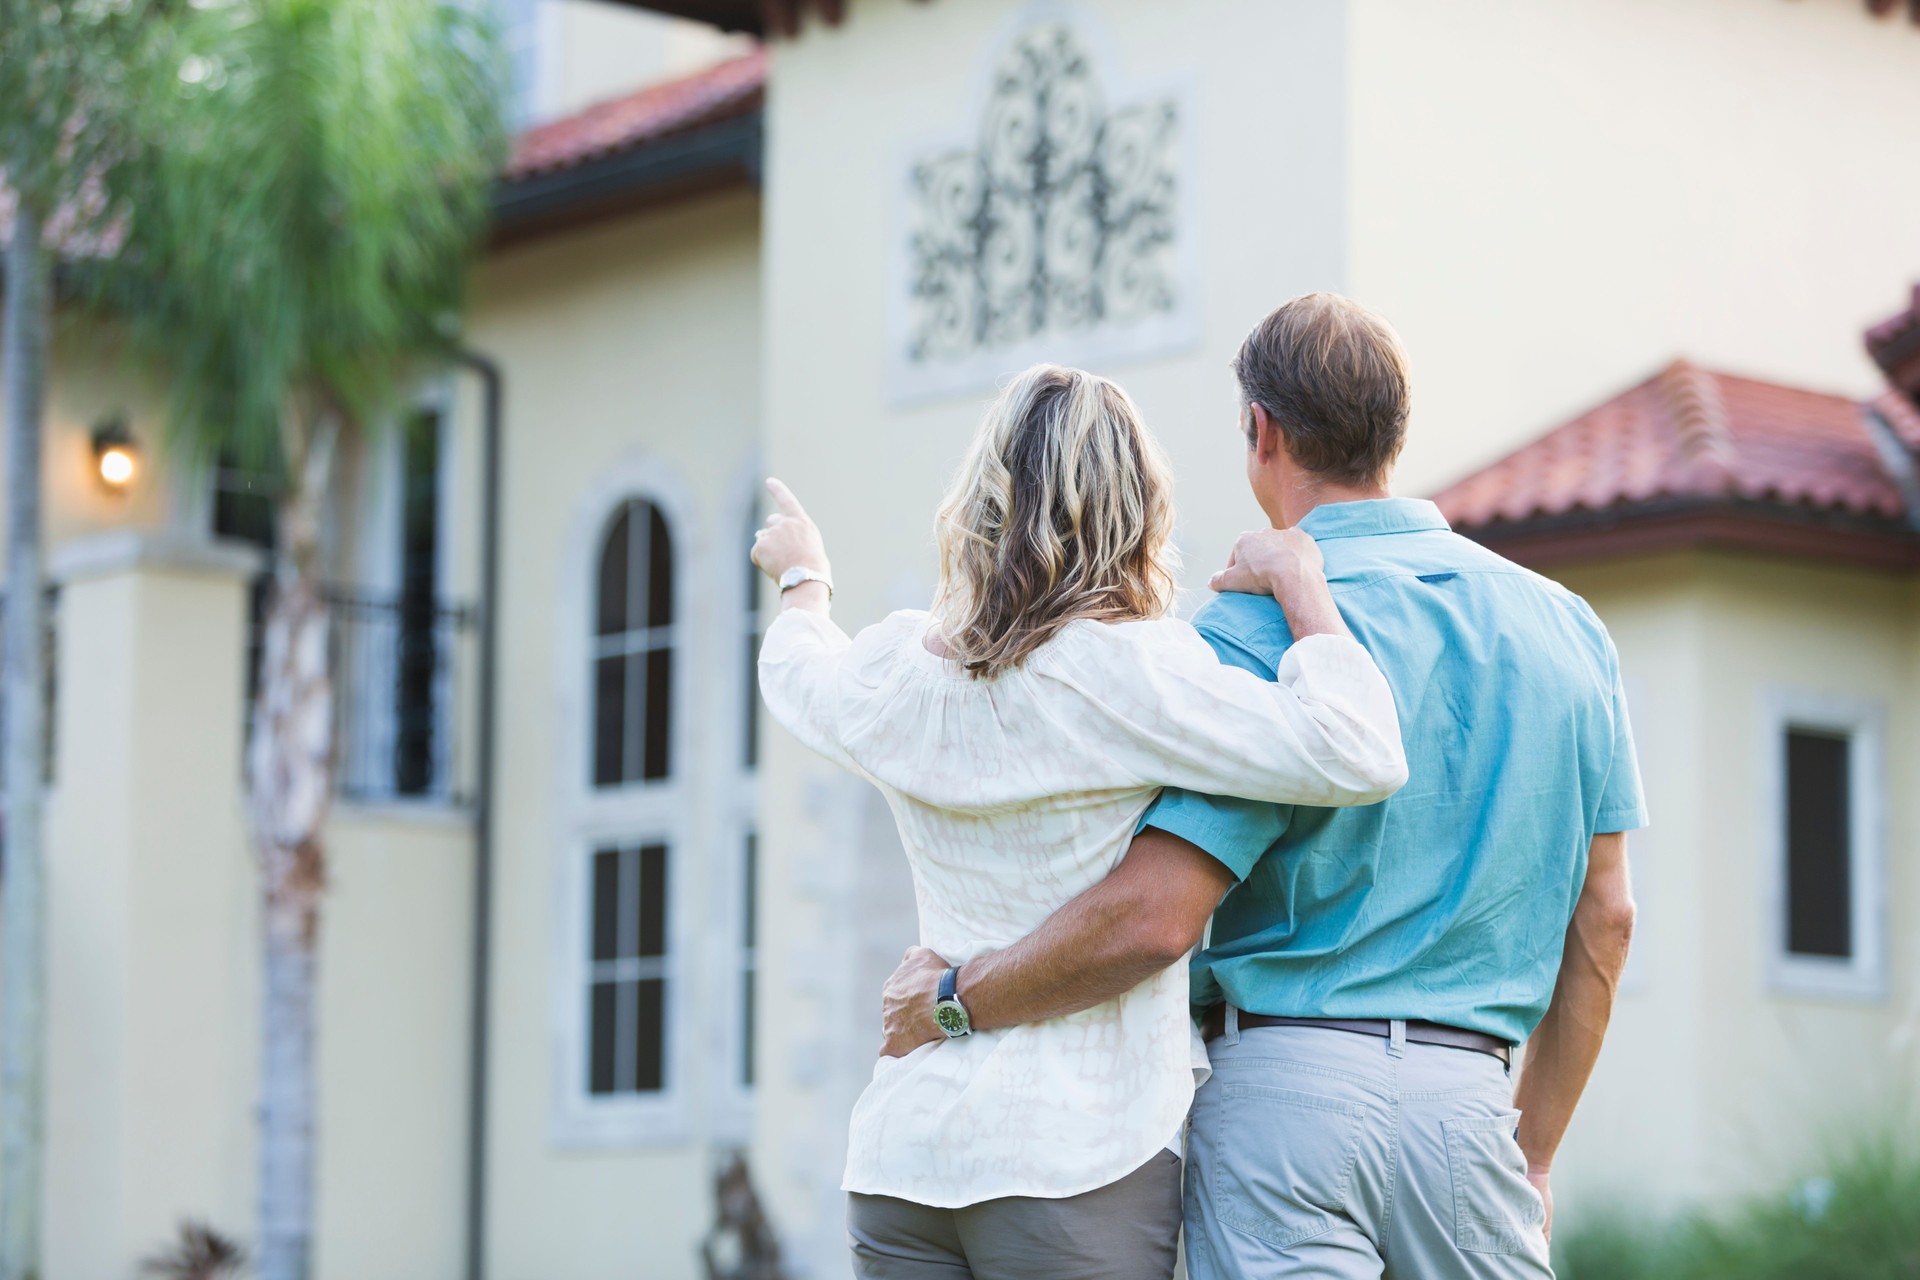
[{"xmin": 1233, "ymin": 293, "xmax": 1411, "ymax": 486}]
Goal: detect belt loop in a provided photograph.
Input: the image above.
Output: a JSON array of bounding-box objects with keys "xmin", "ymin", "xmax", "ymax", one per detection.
[
  {"xmin": 1388, "ymin": 1018, "xmax": 1407, "ymax": 1059},
  {"xmin": 1223, "ymin": 1004, "xmax": 1242, "ymax": 1048}
]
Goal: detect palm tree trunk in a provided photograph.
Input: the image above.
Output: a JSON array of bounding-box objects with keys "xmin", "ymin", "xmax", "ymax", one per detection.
[
  {"xmin": 248, "ymin": 420, "xmax": 336, "ymax": 1280},
  {"xmin": 0, "ymin": 199, "xmax": 51, "ymax": 1280}
]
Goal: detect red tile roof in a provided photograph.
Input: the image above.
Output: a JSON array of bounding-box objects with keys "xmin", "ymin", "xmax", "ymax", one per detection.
[
  {"xmin": 1433, "ymin": 360, "xmax": 1910, "ymax": 534},
  {"xmin": 504, "ymin": 48, "xmax": 766, "ymax": 185}
]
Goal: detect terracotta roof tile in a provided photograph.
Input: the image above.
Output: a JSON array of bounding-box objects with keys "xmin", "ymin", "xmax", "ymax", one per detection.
[
  {"xmin": 1433, "ymin": 360, "xmax": 1910, "ymax": 531},
  {"xmin": 504, "ymin": 48, "xmax": 765, "ymax": 184}
]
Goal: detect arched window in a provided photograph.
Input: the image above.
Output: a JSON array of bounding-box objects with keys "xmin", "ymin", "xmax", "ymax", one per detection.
[{"xmin": 592, "ymin": 499, "xmax": 675, "ymax": 787}]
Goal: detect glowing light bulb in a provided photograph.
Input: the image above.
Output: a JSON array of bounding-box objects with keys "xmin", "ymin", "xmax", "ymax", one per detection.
[{"xmin": 99, "ymin": 446, "xmax": 136, "ymax": 488}]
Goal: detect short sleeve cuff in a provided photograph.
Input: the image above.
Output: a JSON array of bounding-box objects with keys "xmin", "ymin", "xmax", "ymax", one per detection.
[
  {"xmin": 1138, "ymin": 788, "xmax": 1284, "ymax": 883},
  {"xmin": 1594, "ymin": 802, "xmax": 1650, "ymax": 834}
]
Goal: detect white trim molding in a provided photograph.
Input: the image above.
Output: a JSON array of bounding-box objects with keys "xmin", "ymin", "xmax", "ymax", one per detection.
[
  {"xmin": 548, "ymin": 453, "xmax": 705, "ymax": 1149},
  {"xmin": 709, "ymin": 463, "xmax": 765, "ymax": 1143},
  {"xmin": 1760, "ymin": 688, "xmax": 1887, "ymax": 1003}
]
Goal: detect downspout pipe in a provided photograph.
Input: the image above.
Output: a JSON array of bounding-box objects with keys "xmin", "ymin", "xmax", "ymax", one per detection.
[{"xmin": 455, "ymin": 347, "xmax": 503, "ymax": 1280}]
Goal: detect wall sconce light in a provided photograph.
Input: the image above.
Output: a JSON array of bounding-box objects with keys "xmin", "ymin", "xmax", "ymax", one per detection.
[{"xmin": 91, "ymin": 417, "xmax": 138, "ymax": 492}]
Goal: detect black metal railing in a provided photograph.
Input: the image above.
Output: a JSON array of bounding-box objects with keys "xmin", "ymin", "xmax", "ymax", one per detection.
[{"xmin": 247, "ymin": 581, "xmax": 478, "ymax": 808}]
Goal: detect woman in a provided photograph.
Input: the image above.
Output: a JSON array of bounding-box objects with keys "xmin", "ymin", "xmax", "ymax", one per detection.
[{"xmin": 752, "ymin": 364, "xmax": 1406, "ymax": 1280}]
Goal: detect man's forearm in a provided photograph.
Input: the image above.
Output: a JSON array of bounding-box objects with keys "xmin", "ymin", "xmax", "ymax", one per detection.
[
  {"xmin": 1514, "ymin": 833, "xmax": 1635, "ymax": 1175},
  {"xmin": 957, "ymin": 827, "xmax": 1235, "ymax": 1032}
]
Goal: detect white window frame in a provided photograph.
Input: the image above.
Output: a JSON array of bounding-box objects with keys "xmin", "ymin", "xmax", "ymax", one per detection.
[
  {"xmin": 709, "ymin": 473, "xmax": 764, "ymax": 1142},
  {"xmin": 1761, "ymin": 689, "xmax": 1886, "ymax": 1003},
  {"xmin": 550, "ymin": 457, "xmax": 699, "ymax": 1149}
]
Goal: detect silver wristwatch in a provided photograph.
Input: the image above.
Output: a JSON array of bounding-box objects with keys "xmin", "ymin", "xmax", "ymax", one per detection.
[{"xmin": 778, "ymin": 566, "xmax": 834, "ymax": 599}]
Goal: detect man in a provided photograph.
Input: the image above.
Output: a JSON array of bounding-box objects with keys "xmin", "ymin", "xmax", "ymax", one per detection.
[{"xmin": 880, "ymin": 293, "xmax": 1644, "ymax": 1278}]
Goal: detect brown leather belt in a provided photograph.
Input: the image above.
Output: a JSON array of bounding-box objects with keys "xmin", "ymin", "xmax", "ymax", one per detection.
[{"xmin": 1200, "ymin": 1006, "xmax": 1512, "ymax": 1066}]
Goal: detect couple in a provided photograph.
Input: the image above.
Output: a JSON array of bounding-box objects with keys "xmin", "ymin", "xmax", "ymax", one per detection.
[{"xmin": 752, "ymin": 294, "xmax": 1644, "ymax": 1279}]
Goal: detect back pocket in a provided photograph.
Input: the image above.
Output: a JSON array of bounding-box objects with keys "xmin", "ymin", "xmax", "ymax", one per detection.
[
  {"xmin": 1215, "ymin": 1083, "xmax": 1368, "ymax": 1249},
  {"xmin": 1442, "ymin": 1111, "xmax": 1546, "ymax": 1255}
]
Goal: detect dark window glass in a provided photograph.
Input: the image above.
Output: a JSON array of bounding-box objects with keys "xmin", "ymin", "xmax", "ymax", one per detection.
[
  {"xmin": 744, "ymin": 633, "xmax": 760, "ymax": 769},
  {"xmin": 743, "ymin": 503, "xmax": 762, "ymax": 771},
  {"xmin": 212, "ymin": 448, "xmax": 278, "ymax": 552},
  {"xmin": 588, "ymin": 981, "xmax": 619, "ymax": 1095},
  {"xmin": 591, "ymin": 848, "xmax": 621, "ymax": 962},
  {"xmin": 638, "ymin": 844, "xmax": 668, "ymax": 958},
  {"xmin": 634, "ymin": 977, "xmax": 665, "ymax": 1092},
  {"xmin": 394, "ymin": 408, "xmax": 442, "ymax": 796},
  {"xmin": 590, "ymin": 498, "xmax": 674, "ymax": 788},
  {"xmin": 596, "ymin": 508, "xmax": 630, "ymax": 637},
  {"xmin": 647, "ymin": 505, "xmax": 674, "ymax": 628},
  {"xmin": 1785, "ymin": 729, "xmax": 1851, "ymax": 959},
  {"xmin": 592, "ymin": 656, "xmax": 626, "ymax": 787},
  {"xmin": 642, "ymin": 647, "xmax": 672, "ymax": 780},
  {"xmin": 742, "ymin": 830, "xmax": 757, "ymax": 1089}
]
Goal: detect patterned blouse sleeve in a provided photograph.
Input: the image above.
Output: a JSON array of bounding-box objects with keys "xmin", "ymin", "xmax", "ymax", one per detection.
[
  {"xmin": 756, "ymin": 608, "xmax": 860, "ymax": 772},
  {"xmin": 1045, "ymin": 624, "xmax": 1409, "ymax": 807}
]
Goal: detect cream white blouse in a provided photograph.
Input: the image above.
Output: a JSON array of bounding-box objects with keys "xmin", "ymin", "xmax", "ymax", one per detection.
[{"xmin": 758, "ymin": 606, "xmax": 1407, "ymax": 1207}]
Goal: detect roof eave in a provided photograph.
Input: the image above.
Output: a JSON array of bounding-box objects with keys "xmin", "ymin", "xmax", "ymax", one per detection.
[
  {"xmin": 489, "ymin": 109, "xmax": 761, "ymax": 248},
  {"xmin": 1454, "ymin": 499, "xmax": 1920, "ymax": 575}
]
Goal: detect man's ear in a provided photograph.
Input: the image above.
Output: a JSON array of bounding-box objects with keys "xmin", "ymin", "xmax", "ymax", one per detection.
[{"xmin": 1249, "ymin": 402, "xmax": 1283, "ymax": 463}]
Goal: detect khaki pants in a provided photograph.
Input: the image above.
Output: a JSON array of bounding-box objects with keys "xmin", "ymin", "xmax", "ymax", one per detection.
[
  {"xmin": 1185, "ymin": 1019, "xmax": 1553, "ymax": 1280},
  {"xmin": 847, "ymin": 1149, "xmax": 1183, "ymax": 1280}
]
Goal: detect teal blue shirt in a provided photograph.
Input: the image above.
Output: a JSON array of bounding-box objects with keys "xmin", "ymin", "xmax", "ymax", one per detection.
[{"xmin": 1146, "ymin": 498, "xmax": 1647, "ymax": 1044}]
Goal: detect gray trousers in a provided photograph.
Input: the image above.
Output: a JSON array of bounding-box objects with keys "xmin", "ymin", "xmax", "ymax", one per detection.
[
  {"xmin": 1185, "ymin": 1019, "xmax": 1553, "ymax": 1280},
  {"xmin": 847, "ymin": 1149, "xmax": 1183, "ymax": 1280}
]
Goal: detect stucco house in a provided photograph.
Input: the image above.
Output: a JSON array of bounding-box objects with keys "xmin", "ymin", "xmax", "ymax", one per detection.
[{"xmin": 3, "ymin": 2, "xmax": 1920, "ymax": 1279}]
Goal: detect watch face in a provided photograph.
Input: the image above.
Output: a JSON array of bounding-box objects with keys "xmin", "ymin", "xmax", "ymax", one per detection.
[{"xmin": 934, "ymin": 1001, "xmax": 969, "ymax": 1037}]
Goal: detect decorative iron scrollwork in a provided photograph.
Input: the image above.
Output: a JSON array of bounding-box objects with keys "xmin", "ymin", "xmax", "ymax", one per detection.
[{"xmin": 906, "ymin": 24, "xmax": 1180, "ymax": 365}]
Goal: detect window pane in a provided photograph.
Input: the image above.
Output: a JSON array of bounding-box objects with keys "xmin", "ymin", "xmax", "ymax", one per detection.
[
  {"xmin": 742, "ymin": 833, "xmax": 757, "ymax": 950},
  {"xmin": 741, "ymin": 968, "xmax": 756, "ymax": 1089},
  {"xmin": 741, "ymin": 831, "xmax": 756, "ymax": 1089},
  {"xmin": 744, "ymin": 631, "xmax": 760, "ymax": 770},
  {"xmin": 596, "ymin": 506, "xmax": 632, "ymax": 637},
  {"xmin": 1786, "ymin": 729, "xmax": 1851, "ymax": 959},
  {"xmin": 647, "ymin": 504, "xmax": 674, "ymax": 628},
  {"xmin": 642, "ymin": 646, "xmax": 672, "ymax": 780},
  {"xmin": 634, "ymin": 976, "xmax": 665, "ymax": 1092},
  {"xmin": 588, "ymin": 981, "xmax": 619, "ymax": 1095},
  {"xmin": 638, "ymin": 843, "xmax": 668, "ymax": 958},
  {"xmin": 394, "ymin": 410, "xmax": 442, "ymax": 797},
  {"xmin": 592, "ymin": 655, "xmax": 626, "ymax": 787},
  {"xmin": 591, "ymin": 847, "xmax": 621, "ymax": 962}
]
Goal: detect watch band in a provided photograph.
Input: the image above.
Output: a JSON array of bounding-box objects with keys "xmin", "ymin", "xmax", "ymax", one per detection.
[
  {"xmin": 779, "ymin": 566, "xmax": 834, "ymax": 599},
  {"xmin": 938, "ymin": 965, "xmax": 959, "ymax": 1005}
]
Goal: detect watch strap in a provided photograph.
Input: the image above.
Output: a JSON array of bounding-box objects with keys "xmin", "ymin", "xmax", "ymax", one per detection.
[{"xmin": 938, "ymin": 965, "xmax": 958, "ymax": 1005}]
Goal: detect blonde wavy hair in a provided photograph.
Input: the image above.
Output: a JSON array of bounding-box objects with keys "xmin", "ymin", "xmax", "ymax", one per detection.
[{"xmin": 933, "ymin": 364, "xmax": 1179, "ymax": 679}]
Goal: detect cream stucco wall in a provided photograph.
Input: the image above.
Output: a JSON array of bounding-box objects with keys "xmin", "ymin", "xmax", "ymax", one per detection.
[
  {"xmin": 466, "ymin": 187, "xmax": 763, "ymax": 1280},
  {"xmin": 1349, "ymin": 0, "xmax": 1920, "ymax": 494},
  {"xmin": 756, "ymin": 0, "xmax": 1920, "ymax": 1269},
  {"xmin": 20, "ymin": 533, "xmax": 477, "ymax": 1280},
  {"xmin": 1554, "ymin": 551, "xmax": 1920, "ymax": 1219},
  {"xmin": 531, "ymin": 1, "xmax": 753, "ymax": 123}
]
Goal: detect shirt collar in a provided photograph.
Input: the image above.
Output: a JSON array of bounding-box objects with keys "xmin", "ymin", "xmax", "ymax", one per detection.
[{"xmin": 1296, "ymin": 497, "xmax": 1452, "ymax": 541}]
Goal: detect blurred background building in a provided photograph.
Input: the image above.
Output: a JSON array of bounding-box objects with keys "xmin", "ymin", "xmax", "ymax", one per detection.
[{"xmin": 3, "ymin": 0, "xmax": 1919, "ymax": 1277}]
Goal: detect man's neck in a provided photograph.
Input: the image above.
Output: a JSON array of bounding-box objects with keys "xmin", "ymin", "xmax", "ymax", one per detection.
[{"xmin": 1276, "ymin": 479, "xmax": 1393, "ymax": 529}]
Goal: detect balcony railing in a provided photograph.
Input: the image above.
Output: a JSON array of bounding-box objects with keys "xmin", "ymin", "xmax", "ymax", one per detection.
[{"xmin": 248, "ymin": 581, "xmax": 478, "ymax": 808}]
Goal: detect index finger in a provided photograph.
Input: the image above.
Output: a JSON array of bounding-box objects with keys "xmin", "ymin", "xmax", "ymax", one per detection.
[{"xmin": 765, "ymin": 477, "xmax": 808, "ymax": 520}]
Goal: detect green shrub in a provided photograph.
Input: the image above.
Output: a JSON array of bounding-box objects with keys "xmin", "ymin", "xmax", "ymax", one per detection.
[{"xmin": 1555, "ymin": 1138, "xmax": 1920, "ymax": 1280}]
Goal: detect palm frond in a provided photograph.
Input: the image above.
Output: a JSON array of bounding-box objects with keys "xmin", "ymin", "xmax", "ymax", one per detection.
[{"xmin": 93, "ymin": 0, "xmax": 507, "ymax": 479}]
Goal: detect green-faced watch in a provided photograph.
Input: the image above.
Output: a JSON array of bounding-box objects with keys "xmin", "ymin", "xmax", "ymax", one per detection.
[{"xmin": 933, "ymin": 966, "xmax": 972, "ymax": 1038}]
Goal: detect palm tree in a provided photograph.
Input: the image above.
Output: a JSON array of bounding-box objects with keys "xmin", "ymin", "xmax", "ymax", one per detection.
[
  {"xmin": 0, "ymin": 6, "xmax": 156, "ymax": 1278},
  {"xmin": 101, "ymin": 4, "xmax": 503, "ymax": 1277}
]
